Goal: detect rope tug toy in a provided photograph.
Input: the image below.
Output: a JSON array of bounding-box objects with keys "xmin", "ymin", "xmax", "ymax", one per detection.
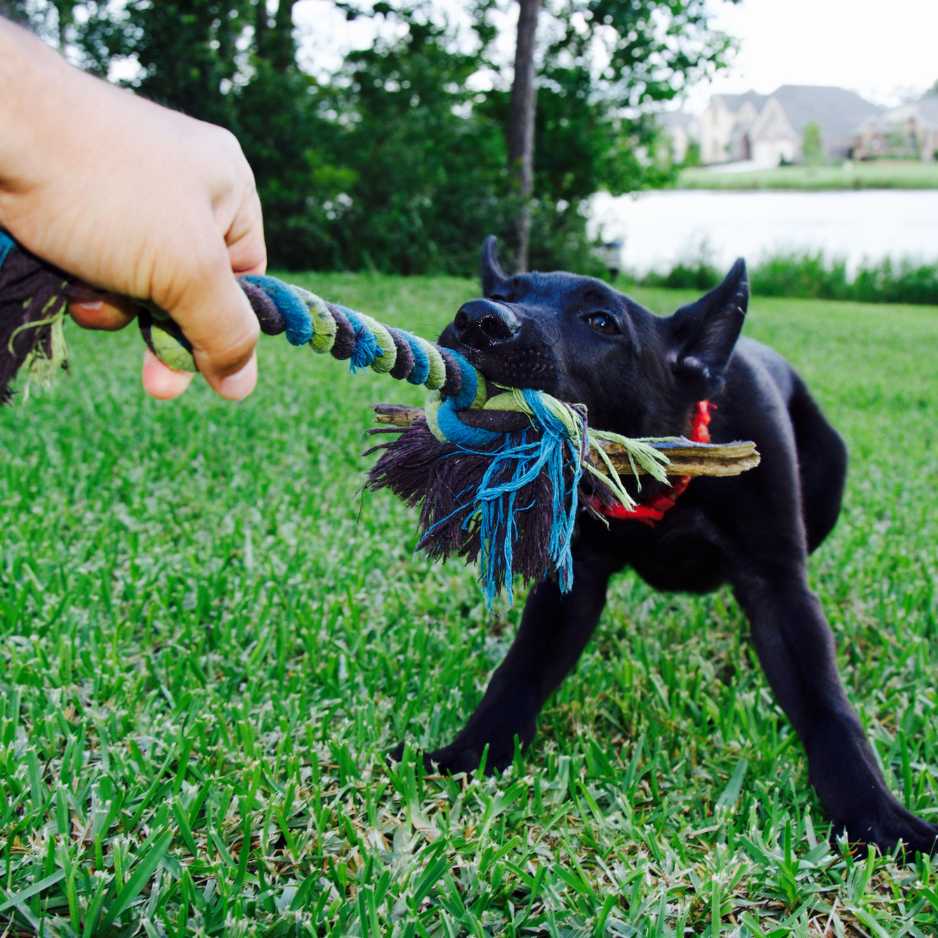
[{"xmin": 0, "ymin": 230, "xmax": 760, "ymax": 602}]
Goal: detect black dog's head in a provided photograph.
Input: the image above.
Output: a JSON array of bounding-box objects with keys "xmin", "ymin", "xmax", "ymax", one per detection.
[{"xmin": 439, "ymin": 237, "xmax": 749, "ymax": 437}]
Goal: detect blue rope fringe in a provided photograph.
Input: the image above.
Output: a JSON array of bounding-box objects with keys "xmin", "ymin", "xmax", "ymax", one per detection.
[
  {"xmin": 0, "ymin": 231, "xmax": 15, "ymax": 269},
  {"xmin": 423, "ymin": 388, "xmax": 582, "ymax": 604},
  {"xmin": 340, "ymin": 307, "xmax": 382, "ymax": 372}
]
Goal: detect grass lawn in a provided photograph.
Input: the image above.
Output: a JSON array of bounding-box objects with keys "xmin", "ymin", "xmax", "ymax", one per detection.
[
  {"xmin": 1, "ymin": 274, "xmax": 937, "ymax": 935},
  {"xmin": 678, "ymin": 160, "xmax": 938, "ymax": 191}
]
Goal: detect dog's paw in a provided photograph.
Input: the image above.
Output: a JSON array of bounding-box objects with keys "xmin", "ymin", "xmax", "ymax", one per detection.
[
  {"xmin": 836, "ymin": 801, "xmax": 938, "ymax": 856},
  {"xmin": 425, "ymin": 741, "xmax": 510, "ymax": 775},
  {"xmin": 387, "ymin": 737, "xmax": 522, "ymax": 775}
]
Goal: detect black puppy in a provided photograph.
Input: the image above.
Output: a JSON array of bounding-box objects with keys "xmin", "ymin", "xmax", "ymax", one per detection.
[{"xmin": 396, "ymin": 236, "xmax": 936, "ymax": 854}]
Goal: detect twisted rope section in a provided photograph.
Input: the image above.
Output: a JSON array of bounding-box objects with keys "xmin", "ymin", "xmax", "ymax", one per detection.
[
  {"xmin": 137, "ymin": 270, "xmax": 669, "ymax": 600},
  {"xmin": 143, "ymin": 273, "xmax": 477, "ymax": 397}
]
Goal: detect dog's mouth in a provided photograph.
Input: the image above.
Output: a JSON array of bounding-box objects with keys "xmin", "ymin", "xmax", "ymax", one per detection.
[
  {"xmin": 455, "ymin": 345, "xmax": 512, "ymax": 400},
  {"xmin": 438, "ymin": 325, "xmax": 559, "ymax": 402}
]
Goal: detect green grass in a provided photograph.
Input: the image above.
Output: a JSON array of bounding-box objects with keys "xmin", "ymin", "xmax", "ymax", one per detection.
[
  {"xmin": 1, "ymin": 275, "xmax": 937, "ymax": 935},
  {"xmin": 678, "ymin": 159, "xmax": 938, "ymax": 191}
]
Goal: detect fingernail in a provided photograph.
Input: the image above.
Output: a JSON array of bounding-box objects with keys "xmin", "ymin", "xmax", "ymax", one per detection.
[
  {"xmin": 67, "ymin": 285, "xmax": 104, "ymax": 308},
  {"xmin": 217, "ymin": 355, "xmax": 257, "ymax": 401}
]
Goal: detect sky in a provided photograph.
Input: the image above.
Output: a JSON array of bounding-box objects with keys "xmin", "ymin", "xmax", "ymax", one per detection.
[
  {"xmin": 293, "ymin": 0, "xmax": 938, "ymax": 111},
  {"xmin": 690, "ymin": 0, "xmax": 938, "ymax": 110}
]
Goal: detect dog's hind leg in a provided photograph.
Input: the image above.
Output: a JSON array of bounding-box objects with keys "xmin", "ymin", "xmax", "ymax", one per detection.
[
  {"xmin": 400, "ymin": 549, "xmax": 616, "ymax": 775},
  {"xmin": 732, "ymin": 560, "xmax": 937, "ymax": 854},
  {"xmin": 788, "ymin": 375, "xmax": 848, "ymax": 554}
]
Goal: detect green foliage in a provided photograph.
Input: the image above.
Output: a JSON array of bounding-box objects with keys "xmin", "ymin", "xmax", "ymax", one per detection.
[
  {"xmin": 683, "ymin": 139, "xmax": 702, "ymax": 168},
  {"xmin": 802, "ymin": 121, "xmax": 824, "ymax": 166},
  {"xmin": 115, "ymin": 1, "xmax": 249, "ymax": 129},
  {"xmin": 544, "ymin": 0, "xmax": 738, "ymax": 109},
  {"xmin": 846, "ymin": 255, "xmax": 938, "ymax": 305},
  {"xmin": 8, "ymin": 0, "xmax": 738, "ymax": 272},
  {"xmin": 309, "ymin": 5, "xmax": 514, "ymax": 273},
  {"xmin": 2, "ymin": 278, "xmax": 937, "ymax": 932},
  {"xmin": 638, "ymin": 256, "xmax": 722, "ymax": 292},
  {"xmin": 237, "ymin": 62, "xmax": 354, "ymax": 270},
  {"xmin": 637, "ymin": 248, "xmax": 938, "ymax": 305}
]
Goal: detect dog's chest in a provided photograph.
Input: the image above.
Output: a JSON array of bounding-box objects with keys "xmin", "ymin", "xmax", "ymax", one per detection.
[{"xmin": 586, "ymin": 504, "xmax": 728, "ymax": 594}]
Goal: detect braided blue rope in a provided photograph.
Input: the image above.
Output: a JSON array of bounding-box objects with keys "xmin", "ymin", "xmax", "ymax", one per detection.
[
  {"xmin": 0, "ymin": 231, "xmax": 14, "ymax": 268},
  {"xmin": 448, "ymin": 352, "xmax": 481, "ymax": 411},
  {"xmin": 243, "ymin": 274, "xmax": 312, "ymax": 346},
  {"xmin": 403, "ymin": 332, "xmax": 430, "ymax": 385},
  {"xmin": 435, "ymin": 398, "xmax": 500, "ymax": 448}
]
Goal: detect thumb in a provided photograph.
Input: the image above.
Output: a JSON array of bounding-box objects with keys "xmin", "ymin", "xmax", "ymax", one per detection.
[{"xmin": 164, "ymin": 253, "xmax": 260, "ymax": 400}]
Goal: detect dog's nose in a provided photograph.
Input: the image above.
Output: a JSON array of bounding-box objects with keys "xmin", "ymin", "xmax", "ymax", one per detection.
[{"xmin": 454, "ymin": 300, "xmax": 520, "ymax": 349}]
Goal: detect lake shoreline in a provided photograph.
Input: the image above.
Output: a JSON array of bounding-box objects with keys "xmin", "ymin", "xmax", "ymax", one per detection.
[
  {"xmin": 677, "ymin": 159, "xmax": 938, "ymax": 191},
  {"xmin": 590, "ymin": 189, "xmax": 938, "ymax": 276}
]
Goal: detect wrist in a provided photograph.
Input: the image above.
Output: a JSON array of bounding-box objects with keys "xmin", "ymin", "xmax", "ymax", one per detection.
[{"xmin": 0, "ymin": 20, "xmax": 75, "ymax": 201}]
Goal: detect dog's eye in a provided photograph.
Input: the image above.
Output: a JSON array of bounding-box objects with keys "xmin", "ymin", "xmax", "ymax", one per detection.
[{"xmin": 584, "ymin": 311, "xmax": 620, "ymax": 335}]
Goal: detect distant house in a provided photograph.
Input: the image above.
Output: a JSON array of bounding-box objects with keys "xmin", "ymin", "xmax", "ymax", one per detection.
[
  {"xmin": 852, "ymin": 97, "xmax": 938, "ymax": 161},
  {"xmin": 697, "ymin": 92, "xmax": 766, "ymax": 164},
  {"xmin": 667, "ymin": 85, "xmax": 883, "ymax": 167}
]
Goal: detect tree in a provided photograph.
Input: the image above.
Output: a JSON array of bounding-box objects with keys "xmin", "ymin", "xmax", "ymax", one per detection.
[
  {"xmin": 318, "ymin": 4, "xmax": 511, "ymax": 273},
  {"xmin": 5, "ymin": 0, "xmax": 739, "ymax": 274},
  {"xmin": 0, "ymin": 0, "xmax": 74, "ymax": 46},
  {"xmin": 114, "ymin": 1, "xmax": 249, "ymax": 129},
  {"xmin": 487, "ymin": 0, "xmax": 739, "ymax": 270},
  {"xmin": 507, "ymin": 0, "xmax": 541, "ymax": 272},
  {"xmin": 684, "ymin": 140, "xmax": 702, "ymax": 168},
  {"xmin": 802, "ymin": 122, "xmax": 824, "ymax": 165}
]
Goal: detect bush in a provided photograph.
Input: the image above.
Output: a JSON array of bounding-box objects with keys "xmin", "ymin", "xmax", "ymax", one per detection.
[
  {"xmin": 752, "ymin": 251, "xmax": 851, "ymax": 301},
  {"xmin": 631, "ymin": 249, "xmax": 938, "ymax": 305},
  {"xmin": 639, "ymin": 258, "xmax": 722, "ymax": 291}
]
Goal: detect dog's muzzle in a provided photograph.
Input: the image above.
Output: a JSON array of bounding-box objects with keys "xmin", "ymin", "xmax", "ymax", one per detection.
[{"xmin": 453, "ymin": 299, "xmax": 520, "ymax": 350}]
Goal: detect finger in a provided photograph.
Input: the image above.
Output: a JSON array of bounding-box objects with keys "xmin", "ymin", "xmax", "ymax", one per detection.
[
  {"xmin": 164, "ymin": 250, "xmax": 260, "ymax": 400},
  {"xmin": 226, "ymin": 186, "xmax": 267, "ymax": 276},
  {"xmin": 68, "ymin": 294, "xmax": 137, "ymax": 331},
  {"xmin": 142, "ymin": 347, "xmax": 195, "ymax": 400}
]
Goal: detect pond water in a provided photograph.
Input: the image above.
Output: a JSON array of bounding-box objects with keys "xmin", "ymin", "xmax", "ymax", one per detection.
[{"xmin": 589, "ymin": 189, "xmax": 938, "ymax": 275}]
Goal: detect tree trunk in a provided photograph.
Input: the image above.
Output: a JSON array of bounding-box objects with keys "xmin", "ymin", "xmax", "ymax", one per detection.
[
  {"xmin": 254, "ymin": 0, "xmax": 268, "ymax": 59},
  {"xmin": 507, "ymin": 0, "xmax": 541, "ymax": 272},
  {"xmin": 270, "ymin": 0, "xmax": 297, "ymax": 72},
  {"xmin": 53, "ymin": 0, "xmax": 75, "ymax": 51}
]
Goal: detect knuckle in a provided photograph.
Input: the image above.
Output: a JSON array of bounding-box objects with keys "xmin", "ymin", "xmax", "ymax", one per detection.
[{"xmin": 204, "ymin": 321, "xmax": 259, "ymax": 373}]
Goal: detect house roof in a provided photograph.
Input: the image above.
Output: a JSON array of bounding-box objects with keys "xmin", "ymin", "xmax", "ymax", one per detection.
[
  {"xmin": 712, "ymin": 91, "xmax": 768, "ymax": 111},
  {"xmin": 859, "ymin": 96, "xmax": 938, "ymax": 133},
  {"xmin": 764, "ymin": 85, "xmax": 882, "ymax": 149},
  {"xmin": 713, "ymin": 85, "xmax": 881, "ymax": 150},
  {"xmin": 915, "ymin": 96, "xmax": 938, "ymax": 126}
]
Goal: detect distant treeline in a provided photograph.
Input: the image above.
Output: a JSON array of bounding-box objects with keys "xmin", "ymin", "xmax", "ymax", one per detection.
[
  {"xmin": 636, "ymin": 251, "xmax": 938, "ymax": 306},
  {"xmin": 5, "ymin": 0, "xmax": 734, "ymax": 274}
]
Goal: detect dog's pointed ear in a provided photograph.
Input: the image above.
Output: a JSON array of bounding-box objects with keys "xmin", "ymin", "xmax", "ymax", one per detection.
[
  {"xmin": 666, "ymin": 258, "xmax": 748, "ymax": 398},
  {"xmin": 481, "ymin": 235, "xmax": 509, "ymax": 297}
]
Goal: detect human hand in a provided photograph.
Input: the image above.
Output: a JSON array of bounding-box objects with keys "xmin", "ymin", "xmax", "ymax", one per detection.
[{"xmin": 0, "ymin": 19, "xmax": 264, "ymax": 400}]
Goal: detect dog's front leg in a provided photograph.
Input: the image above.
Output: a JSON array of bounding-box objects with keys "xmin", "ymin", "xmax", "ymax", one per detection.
[
  {"xmin": 732, "ymin": 565, "xmax": 937, "ymax": 854},
  {"xmin": 400, "ymin": 551, "xmax": 614, "ymax": 775}
]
